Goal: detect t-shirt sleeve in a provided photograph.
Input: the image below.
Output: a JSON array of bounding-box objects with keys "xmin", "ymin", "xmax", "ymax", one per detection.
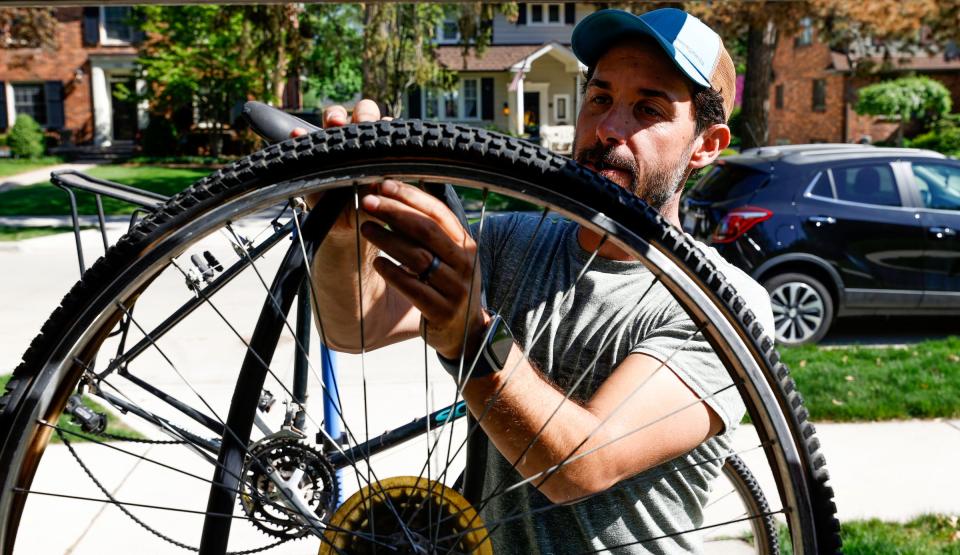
[{"xmin": 629, "ymin": 305, "xmax": 746, "ymax": 434}]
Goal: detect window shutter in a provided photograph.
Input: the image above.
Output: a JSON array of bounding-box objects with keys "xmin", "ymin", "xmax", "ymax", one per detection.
[
  {"xmin": 44, "ymin": 81, "xmax": 65, "ymax": 130},
  {"xmin": 0, "ymin": 82, "xmax": 7, "ymax": 131},
  {"xmin": 517, "ymin": 4, "xmax": 527, "ymax": 25},
  {"xmin": 407, "ymin": 86, "xmax": 422, "ymax": 119},
  {"xmin": 82, "ymin": 7, "xmax": 99, "ymax": 46},
  {"xmin": 480, "ymin": 78, "xmax": 494, "ymax": 121},
  {"xmin": 565, "ymin": 3, "xmax": 576, "ymax": 25}
]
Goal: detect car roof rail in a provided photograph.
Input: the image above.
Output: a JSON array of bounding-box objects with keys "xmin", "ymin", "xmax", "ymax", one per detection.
[
  {"xmin": 739, "ymin": 143, "xmax": 874, "ymax": 158},
  {"xmin": 785, "ymin": 146, "xmax": 946, "ymax": 164}
]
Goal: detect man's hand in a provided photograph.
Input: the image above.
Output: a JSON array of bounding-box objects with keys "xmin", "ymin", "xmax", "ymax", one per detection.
[
  {"xmin": 299, "ymin": 100, "xmax": 387, "ymax": 227},
  {"xmin": 358, "ymin": 179, "xmax": 488, "ymax": 360}
]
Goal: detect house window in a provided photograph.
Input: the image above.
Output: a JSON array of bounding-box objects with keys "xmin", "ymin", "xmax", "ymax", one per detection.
[
  {"xmin": 12, "ymin": 84, "xmax": 46, "ymax": 127},
  {"xmin": 553, "ymin": 94, "xmax": 570, "ymax": 122},
  {"xmin": 422, "ymin": 79, "xmax": 483, "ymax": 121},
  {"xmin": 424, "ymin": 89, "xmax": 439, "ymax": 119},
  {"xmin": 463, "ymin": 79, "xmax": 479, "ymax": 119},
  {"xmin": 529, "ymin": 3, "xmax": 563, "ymax": 25},
  {"xmin": 438, "ymin": 11, "xmax": 460, "ymax": 44},
  {"xmin": 775, "ymin": 84, "xmax": 784, "ymax": 109},
  {"xmin": 102, "ymin": 6, "xmax": 134, "ymax": 44},
  {"xmin": 795, "ymin": 17, "xmax": 814, "ymax": 47},
  {"xmin": 812, "ymin": 79, "xmax": 826, "ymax": 112}
]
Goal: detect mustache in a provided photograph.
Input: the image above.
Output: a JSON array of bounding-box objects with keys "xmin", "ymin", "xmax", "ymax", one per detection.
[{"xmin": 575, "ymin": 143, "xmax": 638, "ymax": 175}]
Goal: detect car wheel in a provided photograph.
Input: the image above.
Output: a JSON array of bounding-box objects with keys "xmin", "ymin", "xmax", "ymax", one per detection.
[{"xmin": 764, "ymin": 273, "xmax": 834, "ymax": 346}]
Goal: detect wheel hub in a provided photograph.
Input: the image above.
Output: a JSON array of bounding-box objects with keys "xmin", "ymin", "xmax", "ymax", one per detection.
[{"xmin": 319, "ymin": 476, "xmax": 492, "ymax": 555}]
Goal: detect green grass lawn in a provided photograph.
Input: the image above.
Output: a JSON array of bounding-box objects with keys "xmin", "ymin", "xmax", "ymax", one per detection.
[
  {"xmin": 777, "ymin": 515, "xmax": 960, "ymax": 554},
  {"xmin": 0, "ymin": 374, "xmax": 143, "ymax": 442},
  {"xmin": 781, "ymin": 337, "xmax": 960, "ymax": 422},
  {"xmin": 0, "ymin": 165, "xmax": 211, "ymax": 217},
  {"xmin": 0, "ymin": 157, "xmax": 64, "ymax": 178}
]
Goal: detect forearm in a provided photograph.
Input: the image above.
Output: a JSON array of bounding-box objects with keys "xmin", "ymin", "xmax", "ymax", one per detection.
[{"xmin": 461, "ymin": 348, "xmax": 624, "ymax": 503}]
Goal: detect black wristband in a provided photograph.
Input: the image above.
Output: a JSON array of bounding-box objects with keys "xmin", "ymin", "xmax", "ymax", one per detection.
[{"xmin": 436, "ymin": 313, "xmax": 512, "ymax": 384}]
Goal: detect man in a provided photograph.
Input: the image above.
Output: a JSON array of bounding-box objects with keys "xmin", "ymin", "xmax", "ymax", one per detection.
[{"xmin": 307, "ymin": 8, "xmax": 774, "ymax": 553}]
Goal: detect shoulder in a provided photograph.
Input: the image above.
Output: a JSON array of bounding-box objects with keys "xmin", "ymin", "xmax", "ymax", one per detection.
[{"xmin": 688, "ymin": 237, "xmax": 776, "ymax": 336}]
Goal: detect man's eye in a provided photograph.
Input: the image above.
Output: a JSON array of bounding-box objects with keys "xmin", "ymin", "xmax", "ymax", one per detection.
[
  {"xmin": 637, "ymin": 104, "xmax": 663, "ymax": 118},
  {"xmin": 590, "ymin": 95, "xmax": 611, "ymax": 105}
]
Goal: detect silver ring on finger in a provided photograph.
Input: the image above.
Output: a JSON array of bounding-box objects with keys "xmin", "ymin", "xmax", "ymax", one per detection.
[{"xmin": 418, "ymin": 253, "xmax": 442, "ymax": 283}]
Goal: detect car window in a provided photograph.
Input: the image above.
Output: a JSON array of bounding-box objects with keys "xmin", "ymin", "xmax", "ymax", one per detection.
[
  {"xmin": 688, "ymin": 164, "xmax": 768, "ymax": 202},
  {"xmin": 910, "ymin": 163, "xmax": 960, "ymax": 211},
  {"xmin": 830, "ymin": 164, "xmax": 901, "ymax": 207},
  {"xmin": 807, "ymin": 171, "xmax": 833, "ymax": 198}
]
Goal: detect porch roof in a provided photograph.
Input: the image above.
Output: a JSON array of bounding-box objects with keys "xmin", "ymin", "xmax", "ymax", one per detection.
[{"xmin": 436, "ymin": 44, "xmax": 544, "ymax": 72}]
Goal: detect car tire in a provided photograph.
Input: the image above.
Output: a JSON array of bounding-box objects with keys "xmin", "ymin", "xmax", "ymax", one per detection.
[{"xmin": 764, "ymin": 272, "xmax": 835, "ymax": 346}]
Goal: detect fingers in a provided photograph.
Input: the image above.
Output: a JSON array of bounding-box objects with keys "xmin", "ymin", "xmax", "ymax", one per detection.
[
  {"xmin": 371, "ymin": 257, "xmax": 451, "ymax": 321},
  {"xmin": 323, "ymin": 99, "xmax": 386, "ymax": 130},
  {"xmin": 360, "ymin": 183, "xmax": 470, "ymax": 271},
  {"xmin": 322, "ymin": 105, "xmax": 348, "ymax": 128},
  {"xmin": 360, "ymin": 221, "xmax": 463, "ymax": 296},
  {"xmin": 363, "ymin": 180, "xmax": 468, "ymax": 246},
  {"xmin": 290, "ymin": 126, "xmax": 308, "ymax": 139},
  {"xmin": 352, "ymin": 99, "xmax": 382, "ymax": 123}
]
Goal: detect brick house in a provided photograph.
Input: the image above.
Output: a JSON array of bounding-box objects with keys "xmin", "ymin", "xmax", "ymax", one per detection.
[
  {"xmin": 0, "ymin": 7, "xmax": 143, "ymax": 149},
  {"xmin": 768, "ymin": 18, "xmax": 960, "ymax": 145}
]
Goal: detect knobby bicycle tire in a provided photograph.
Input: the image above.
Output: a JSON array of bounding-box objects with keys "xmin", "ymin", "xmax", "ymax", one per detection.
[{"xmin": 0, "ymin": 120, "xmax": 840, "ymax": 554}]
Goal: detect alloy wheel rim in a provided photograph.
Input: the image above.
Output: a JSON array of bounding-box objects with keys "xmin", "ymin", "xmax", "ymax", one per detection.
[{"xmin": 770, "ymin": 282, "xmax": 825, "ymax": 344}]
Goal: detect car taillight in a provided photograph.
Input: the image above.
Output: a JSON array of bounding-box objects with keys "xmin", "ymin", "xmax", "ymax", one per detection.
[{"xmin": 710, "ymin": 206, "xmax": 773, "ymax": 244}]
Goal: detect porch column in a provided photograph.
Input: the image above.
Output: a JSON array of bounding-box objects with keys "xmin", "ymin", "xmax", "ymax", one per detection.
[
  {"xmin": 90, "ymin": 64, "xmax": 111, "ymax": 147},
  {"xmin": 575, "ymin": 72, "xmax": 583, "ymax": 117},
  {"xmin": 514, "ymin": 75, "xmax": 524, "ymax": 136}
]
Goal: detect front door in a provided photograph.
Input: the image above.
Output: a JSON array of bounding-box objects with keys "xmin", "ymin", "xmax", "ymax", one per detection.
[
  {"xmin": 110, "ymin": 78, "xmax": 137, "ymax": 142},
  {"xmin": 906, "ymin": 160, "xmax": 960, "ymax": 309},
  {"xmin": 523, "ymin": 92, "xmax": 540, "ymax": 137}
]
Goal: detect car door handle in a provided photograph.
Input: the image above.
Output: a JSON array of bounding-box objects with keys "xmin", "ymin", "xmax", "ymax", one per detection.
[
  {"xmin": 928, "ymin": 226, "xmax": 957, "ymax": 238},
  {"xmin": 807, "ymin": 216, "xmax": 836, "ymax": 225}
]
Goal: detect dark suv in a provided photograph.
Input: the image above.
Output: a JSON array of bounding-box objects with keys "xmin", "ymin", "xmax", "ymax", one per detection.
[{"xmin": 682, "ymin": 144, "xmax": 960, "ymax": 345}]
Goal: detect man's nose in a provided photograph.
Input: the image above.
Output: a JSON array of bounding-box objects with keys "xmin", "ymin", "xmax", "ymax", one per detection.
[{"xmin": 596, "ymin": 104, "xmax": 632, "ymax": 146}]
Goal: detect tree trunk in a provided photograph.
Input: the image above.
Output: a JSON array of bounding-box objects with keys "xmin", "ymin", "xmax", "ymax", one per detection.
[{"xmin": 740, "ymin": 18, "xmax": 778, "ymax": 149}]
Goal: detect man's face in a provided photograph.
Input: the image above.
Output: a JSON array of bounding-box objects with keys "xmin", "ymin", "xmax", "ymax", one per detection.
[{"xmin": 573, "ymin": 38, "xmax": 699, "ymax": 211}]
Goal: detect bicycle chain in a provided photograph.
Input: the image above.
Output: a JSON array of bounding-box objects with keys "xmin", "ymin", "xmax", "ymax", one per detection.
[
  {"xmin": 57, "ymin": 429, "xmax": 291, "ymax": 554},
  {"xmin": 95, "ymin": 431, "xmax": 187, "ymax": 445}
]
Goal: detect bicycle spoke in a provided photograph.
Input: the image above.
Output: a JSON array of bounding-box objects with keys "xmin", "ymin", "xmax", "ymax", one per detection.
[
  {"xmin": 432, "ymin": 443, "xmax": 775, "ymax": 545},
  {"xmin": 114, "ymin": 301, "xmax": 344, "ymax": 541}
]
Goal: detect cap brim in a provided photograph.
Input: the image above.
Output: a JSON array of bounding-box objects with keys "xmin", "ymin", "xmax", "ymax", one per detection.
[{"xmin": 571, "ymin": 9, "xmax": 712, "ymax": 88}]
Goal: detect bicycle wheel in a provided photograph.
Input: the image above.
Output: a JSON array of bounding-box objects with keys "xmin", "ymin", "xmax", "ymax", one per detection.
[{"xmin": 0, "ymin": 121, "xmax": 839, "ymax": 554}]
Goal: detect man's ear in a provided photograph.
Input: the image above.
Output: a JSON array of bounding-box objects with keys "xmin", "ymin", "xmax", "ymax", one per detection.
[{"xmin": 688, "ymin": 124, "xmax": 731, "ymax": 171}]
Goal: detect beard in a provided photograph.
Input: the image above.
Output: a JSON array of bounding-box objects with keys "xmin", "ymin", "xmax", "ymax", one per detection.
[{"xmin": 573, "ymin": 139, "xmax": 692, "ymax": 211}]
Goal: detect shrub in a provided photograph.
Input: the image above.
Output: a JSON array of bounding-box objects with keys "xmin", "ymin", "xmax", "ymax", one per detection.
[
  {"xmin": 909, "ymin": 121, "xmax": 960, "ymax": 156},
  {"xmin": 140, "ymin": 116, "xmax": 179, "ymax": 157},
  {"xmin": 7, "ymin": 114, "xmax": 45, "ymax": 159}
]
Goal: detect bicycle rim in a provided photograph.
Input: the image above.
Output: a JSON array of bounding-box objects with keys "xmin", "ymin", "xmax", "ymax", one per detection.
[{"xmin": 0, "ymin": 121, "xmax": 839, "ymax": 554}]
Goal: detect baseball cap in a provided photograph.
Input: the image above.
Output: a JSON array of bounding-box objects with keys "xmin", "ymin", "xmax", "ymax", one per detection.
[{"xmin": 571, "ymin": 8, "xmax": 736, "ymax": 121}]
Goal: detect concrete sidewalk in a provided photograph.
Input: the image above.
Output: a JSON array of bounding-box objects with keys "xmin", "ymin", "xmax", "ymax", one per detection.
[{"xmin": 1, "ymin": 228, "xmax": 957, "ymax": 553}]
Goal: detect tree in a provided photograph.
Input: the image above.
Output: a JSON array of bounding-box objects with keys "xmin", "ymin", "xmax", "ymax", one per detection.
[
  {"xmin": 683, "ymin": 0, "xmax": 960, "ymax": 149},
  {"xmin": 302, "ymin": 4, "xmax": 364, "ymax": 104},
  {"xmin": 136, "ymin": 6, "xmax": 258, "ymax": 155},
  {"xmin": 856, "ymin": 76, "xmax": 952, "ymax": 145},
  {"xmin": 361, "ymin": 3, "xmax": 516, "ymax": 118},
  {"xmin": 0, "ymin": 7, "xmax": 57, "ymax": 50}
]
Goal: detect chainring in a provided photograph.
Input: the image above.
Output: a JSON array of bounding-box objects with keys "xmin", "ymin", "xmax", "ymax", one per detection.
[{"xmin": 239, "ymin": 436, "xmax": 339, "ymax": 539}]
